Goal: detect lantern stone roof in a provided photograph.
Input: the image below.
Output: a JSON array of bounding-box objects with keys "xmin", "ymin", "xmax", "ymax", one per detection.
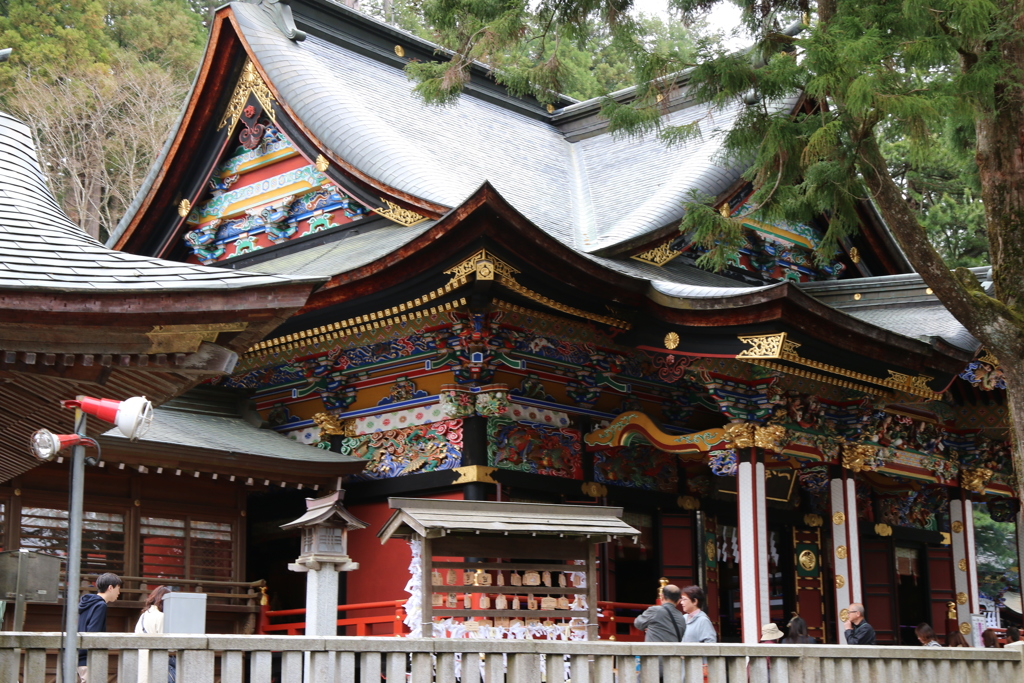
[
  {"xmin": 282, "ymin": 490, "xmax": 368, "ymax": 530},
  {"xmin": 378, "ymin": 497, "xmax": 640, "ymax": 543}
]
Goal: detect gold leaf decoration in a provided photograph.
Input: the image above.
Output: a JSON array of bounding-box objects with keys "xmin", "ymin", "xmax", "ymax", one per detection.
[
  {"xmin": 178, "ymin": 198, "xmax": 191, "ymax": 218},
  {"xmin": 832, "ymin": 512, "xmax": 846, "ymax": 525},
  {"xmin": 724, "ymin": 422, "xmax": 755, "ymax": 449},
  {"xmin": 798, "ymin": 550, "xmax": 817, "ymax": 571},
  {"xmin": 874, "ymin": 523, "xmax": 893, "ymax": 536},
  {"xmin": 959, "ymin": 622, "xmax": 971, "ymax": 635},
  {"xmin": 960, "ymin": 467, "xmax": 993, "ymax": 493},
  {"xmin": 664, "ymin": 332, "xmax": 680, "ymax": 350},
  {"xmin": 631, "ymin": 240, "xmax": 682, "ymax": 266},
  {"xmin": 315, "ymin": 154, "xmax": 329, "ymax": 173},
  {"xmin": 678, "ymin": 495, "xmax": 700, "ymax": 510},
  {"xmin": 836, "ymin": 545, "xmax": 848, "ymax": 560},
  {"xmin": 736, "ymin": 333, "xmax": 788, "ymax": 359},
  {"xmin": 218, "ymin": 59, "xmax": 276, "ymax": 131},
  {"xmin": 956, "ymin": 592, "xmax": 968, "ymax": 605},
  {"xmin": 951, "ymin": 520, "xmax": 964, "ymax": 534},
  {"xmin": 835, "ymin": 575, "xmax": 845, "ymax": 589},
  {"xmin": 804, "ymin": 514, "xmax": 823, "ymax": 528},
  {"xmin": 374, "ymin": 198, "xmax": 428, "ymax": 227},
  {"xmin": 841, "ymin": 442, "xmax": 876, "ymax": 473}
]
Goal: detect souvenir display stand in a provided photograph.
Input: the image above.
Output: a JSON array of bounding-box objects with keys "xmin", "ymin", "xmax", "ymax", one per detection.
[{"xmin": 378, "ymin": 498, "xmax": 639, "ymax": 640}]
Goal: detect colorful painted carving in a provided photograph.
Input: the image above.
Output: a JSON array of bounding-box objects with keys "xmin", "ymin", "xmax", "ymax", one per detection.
[
  {"xmin": 488, "ymin": 419, "xmax": 582, "ymax": 479},
  {"xmin": 959, "ymin": 360, "xmax": 1006, "ymax": 390},
  {"xmin": 878, "ymin": 487, "xmax": 949, "ymax": 531},
  {"xmin": 378, "ymin": 376, "xmax": 427, "ymax": 406},
  {"xmin": 987, "ymin": 497, "xmax": 1019, "ymax": 523},
  {"xmin": 708, "ymin": 450, "xmax": 738, "ymax": 477},
  {"xmin": 184, "ymin": 220, "xmax": 225, "ymax": 264},
  {"xmin": 340, "ymin": 419, "xmax": 463, "ymax": 479},
  {"xmin": 594, "ymin": 445, "xmax": 677, "ymax": 493}
]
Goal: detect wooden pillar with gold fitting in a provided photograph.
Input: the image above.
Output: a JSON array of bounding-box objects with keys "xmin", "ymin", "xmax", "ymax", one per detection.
[
  {"xmin": 830, "ymin": 469, "xmax": 862, "ymax": 644},
  {"xmin": 949, "ymin": 493, "xmax": 980, "ymax": 644}
]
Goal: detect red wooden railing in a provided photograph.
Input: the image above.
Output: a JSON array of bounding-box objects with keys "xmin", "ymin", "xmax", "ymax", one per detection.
[
  {"xmin": 259, "ymin": 600, "xmax": 408, "ymax": 636},
  {"xmin": 257, "ymin": 598, "xmax": 648, "ymax": 640}
]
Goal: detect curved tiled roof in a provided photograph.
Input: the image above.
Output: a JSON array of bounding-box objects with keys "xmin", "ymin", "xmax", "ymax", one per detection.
[
  {"xmin": 224, "ymin": 1, "xmax": 753, "ymax": 255},
  {"xmin": 0, "ymin": 111, "xmax": 318, "ymax": 292}
]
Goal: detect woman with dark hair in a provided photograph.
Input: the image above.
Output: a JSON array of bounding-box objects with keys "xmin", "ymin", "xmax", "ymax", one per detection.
[
  {"xmin": 135, "ymin": 586, "xmax": 176, "ymax": 682},
  {"xmin": 782, "ymin": 614, "xmax": 815, "ymax": 644},
  {"xmin": 679, "ymin": 585, "xmax": 717, "ymax": 643},
  {"xmin": 915, "ymin": 623, "xmax": 942, "ymax": 647},
  {"xmin": 982, "ymin": 628, "xmax": 1001, "ymax": 648},
  {"xmin": 945, "ymin": 631, "xmax": 970, "ymax": 647}
]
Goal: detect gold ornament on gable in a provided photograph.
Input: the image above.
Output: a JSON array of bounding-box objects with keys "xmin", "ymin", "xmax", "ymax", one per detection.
[
  {"xmin": 177, "ymin": 198, "xmax": 191, "ymax": 218},
  {"xmin": 664, "ymin": 332, "xmax": 680, "ymax": 350},
  {"xmin": 218, "ymin": 59, "xmax": 277, "ymax": 131},
  {"xmin": 736, "ymin": 333, "xmax": 788, "ymax": 359}
]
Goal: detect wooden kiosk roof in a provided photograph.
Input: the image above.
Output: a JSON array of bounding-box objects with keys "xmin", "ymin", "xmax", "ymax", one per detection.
[{"xmin": 378, "ymin": 498, "xmax": 640, "ymax": 544}]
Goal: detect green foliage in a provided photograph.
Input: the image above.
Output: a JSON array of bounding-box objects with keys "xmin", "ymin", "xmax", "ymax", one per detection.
[
  {"xmin": 402, "ymin": 0, "xmax": 1024, "ymax": 272},
  {"xmin": 0, "ymin": 0, "xmax": 207, "ymax": 240},
  {"xmin": 974, "ymin": 503, "xmax": 1020, "ymax": 601}
]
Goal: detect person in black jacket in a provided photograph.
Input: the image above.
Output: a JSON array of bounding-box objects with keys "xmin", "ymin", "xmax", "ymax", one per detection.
[
  {"xmin": 77, "ymin": 573, "xmax": 122, "ymax": 682},
  {"xmin": 843, "ymin": 603, "xmax": 876, "ymax": 645}
]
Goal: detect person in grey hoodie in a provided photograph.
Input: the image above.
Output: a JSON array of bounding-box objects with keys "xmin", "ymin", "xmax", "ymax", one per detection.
[
  {"xmin": 635, "ymin": 584, "xmax": 688, "ymax": 642},
  {"xmin": 77, "ymin": 573, "xmax": 122, "ymax": 682}
]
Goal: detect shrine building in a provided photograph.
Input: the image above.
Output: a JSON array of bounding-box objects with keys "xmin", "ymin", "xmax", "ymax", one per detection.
[{"xmin": 6, "ymin": 0, "xmax": 1020, "ymax": 645}]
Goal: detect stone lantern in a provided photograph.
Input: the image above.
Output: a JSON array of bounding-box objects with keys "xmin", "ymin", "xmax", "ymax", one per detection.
[{"xmin": 281, "ymin": 489, "xmax": 367, "ymax": 636}]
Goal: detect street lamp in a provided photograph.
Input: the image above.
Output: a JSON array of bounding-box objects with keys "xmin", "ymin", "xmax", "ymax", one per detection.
[{"xmin": 33, "ymin": 395, "xmax": 153, "ymax": 683}]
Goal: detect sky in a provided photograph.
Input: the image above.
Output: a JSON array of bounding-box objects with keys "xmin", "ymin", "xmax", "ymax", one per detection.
[{"xmin": 629, "ymin": 0, "xmax": 751, "ymax": 48}]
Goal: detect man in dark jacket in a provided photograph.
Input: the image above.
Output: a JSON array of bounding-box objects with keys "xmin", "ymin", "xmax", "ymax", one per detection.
[
  {"xmin": 843, "ymin": 603, "xmax": 877, "ymax": 645},
  {"xmin": 77, "ymin": 573, "xmax": 122, "ymax": 682},
  {"xmin": 635, "ymin": 584, "xmax": 688, "ymax": 642}
]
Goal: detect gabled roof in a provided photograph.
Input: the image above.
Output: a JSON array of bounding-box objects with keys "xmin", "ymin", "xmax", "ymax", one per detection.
[
  {"xmin": 0, "ymin": 110, "xmax": 325, "ymax": 484},
  {"xmin": 225, "ymin": 0, "xmax": 755, "ymax": 255},
  {"xmin": 378, "ymin": 497, "xmax": 640, "ymax": 543},
  {"xmin": 0, "ymin": 112, "xmax": 313, "ymax": 293}
]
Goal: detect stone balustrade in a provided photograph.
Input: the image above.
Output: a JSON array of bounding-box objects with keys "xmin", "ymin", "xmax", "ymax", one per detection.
[{"xmin": 0, "ymin": 633, "xmax": 1019, "ymax": 682}]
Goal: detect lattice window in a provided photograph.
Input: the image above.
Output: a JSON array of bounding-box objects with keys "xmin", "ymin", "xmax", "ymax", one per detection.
[
  {"xmin": 140, "ymin": 516, "xmax": 234, "ymax": 582},
  {"xmin": 190, "ymin": 520, "xmax": 233, "ymax": 582},
  {"xmin": 140, "ymin": 516, "xmax": 186, "ymax": 580},
  {"xmin": 20, "ymin": 507, "xmax": 125, "ymax": 575}
]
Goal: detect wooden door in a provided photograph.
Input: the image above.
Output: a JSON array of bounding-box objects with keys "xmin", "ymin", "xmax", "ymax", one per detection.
[
  {"xmin": 860, "ymin": 539, "xmax": 898, "ymax": 644},
  {"xmin": 927, "ymin": 545, "xmax": 956, "ymax": 640},
  {"xmin": 660, "ymin": 512, "xmax": 697, "ymax": 587}
]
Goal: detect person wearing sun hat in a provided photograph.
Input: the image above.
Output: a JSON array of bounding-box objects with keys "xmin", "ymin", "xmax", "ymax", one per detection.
[{"xmin": 760, "ymin": 623, "xmax": 784, "ymax": 643}]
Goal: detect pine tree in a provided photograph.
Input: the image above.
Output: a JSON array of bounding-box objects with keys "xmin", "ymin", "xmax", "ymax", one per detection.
[{"xmin": 405, "ymin": 0, "xmax": 1024, "ymax": 500}]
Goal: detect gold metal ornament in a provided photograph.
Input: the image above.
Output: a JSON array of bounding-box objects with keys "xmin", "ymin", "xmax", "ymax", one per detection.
[
  {"xmin": 841, "ymin": 443, "xmax": 876, "ymax": 473},
  {"xmin": 956, "ymin": 592, "xmax": 968, "ymax": 605},
  {"xmin": 849, "ymin": 247, "xmax": 860, "ymax": 264},
  {"xmin": 835, "ymin": 575, "xmax": 845, "ymax": 589},
  {"xmin": 832, "ymin": 512, "xmax": 846, "ymax": 525},
  {"xmin": 394, "ymin": 45, "xmax": 405, "ymax": 57},
  {"xmin": 839, "ymin": 608, "xmax": 849, "ymax": 622},
  {"xmin": 874, "ymin": 523, "xmax": 893, "ymax": 536},
  {"xmin": 632, "ymin": 240, "xmax": 683, "ymax": 266},
  {"xmin": 736, "ymin": 332, "xmax": 788, "ymax": 359},
  {"xmin": 581, "ymin": 481, "xmax": 608, "ymax": 498},
  {"xmin": 754, "ymin": 423, "xmax": 788, "ymax": 453},
  {"xmin": 705, "ymin": 539, "xmax": 716, "ymax": 561},
  {"xmin": 804, "ymin": 514, "xmax": 823, "ymax": 528},
  {"xmin": 664, "ymin": 332, "xmax": 680, "ymax": 350},
  {"xmin": 951, "ymin": 520, "xmax": 964, "ymax": 534},
  {"xmin": 315, "ymin": 154, "xmax": 330, "ymax": 173},
  {"xmin": 678, "ymin": 495, "xmax": 700, "ymax": 510},
  {"xmin": 836, "ymin": 545, "xmax": 848, "ymax": 560},
  {"xmin": 178, "ymin": 198, "xmax": 191, "ymax": 218},
  {"xmin": 545, "ymin": 104, "xmax": 555, "ymax": 113},
  {"xmin": 798, "ymin": 550, "xmax": 817, "ymax": 571},
  {"xmin": 959, "ymin": 622, "xmax": 972, "ymax": 635},
  {"xmin": 958, "ymin": 558, "xmax": 968, "ymax": 571}
]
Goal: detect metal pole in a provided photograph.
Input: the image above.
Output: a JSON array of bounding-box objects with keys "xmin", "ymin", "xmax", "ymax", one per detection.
[{"xmin": 62, "ymin": 409, "xmax": 86, "ymax": 683}]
